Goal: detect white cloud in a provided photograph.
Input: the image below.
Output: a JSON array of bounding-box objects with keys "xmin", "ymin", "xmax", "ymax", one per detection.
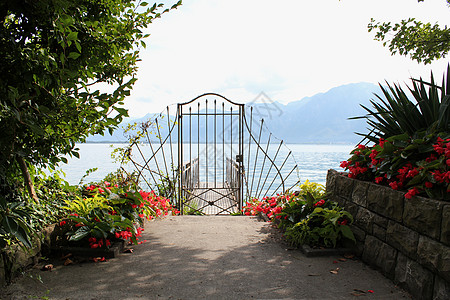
[{"xmin": 125, "ymin": 0, "xmax": 450, "ymax": 117}]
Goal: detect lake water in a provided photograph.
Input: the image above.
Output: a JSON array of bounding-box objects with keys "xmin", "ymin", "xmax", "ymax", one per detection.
[{"xmin": 54, "ymin": 143, "xmax": 355, "ymax": 188}]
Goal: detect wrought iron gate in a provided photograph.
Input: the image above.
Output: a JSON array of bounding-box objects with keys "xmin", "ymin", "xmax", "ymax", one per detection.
[
  {"xmin": 124, "ymin": 93, "xmax": 300, "ymax": 216},
  {"xmin": 177, "ymin": 94, "xmax": 244, "ymax": 215}
]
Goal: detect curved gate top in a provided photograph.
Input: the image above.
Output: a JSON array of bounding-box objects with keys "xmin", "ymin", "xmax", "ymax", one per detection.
[
  {"xmin": 125, "ymin": 93, "xmax": 299, "ymax": 215},
  {"xmin": 178, "ymin": 93, "xmax": 244, "ymax": 215}
]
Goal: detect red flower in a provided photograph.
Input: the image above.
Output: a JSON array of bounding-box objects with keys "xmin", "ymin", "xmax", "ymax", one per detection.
[
  {"xmin": 426, "ymin": 154, "xmax": 437, "ymax": 162},
  {"xmin": 86, "ymin": 185, "xmax": 96, "ymax": 191},
  {"xmin": 374, "ymin": 177, "xmax": 383, "ymax": 184},
  {"xmin": 432, "ymin": 170, "xmax": 445, "ymax": 183},
  {"xmin": 405, "ymin": 187, "xmax": 420, "ymax": 199},
  {"xmin": 425, "ymin": 182, "xmax": 433, "ymax": 188},
  {"xmin": 338, "ymin": 219, "xmax": 348, "ymax": 226},
  {"xmin": 314, "ymin": 199, "xmax": 325, "ymax": 207},
  {"xmin": 406, "ymin": 168, "xmax": 419, "ymax": 178},
  {"xmin": 389, "ymin": 181, "xmax": 400, "ymax": 190},
  {"xmin": 379, "ymin": 138, "xmax": 385, "ymax": 148},
  {"xmin": 357, "ymin": 144, "xmax": 366, "ymax": 150},
  {"xmin": 59, "ymin": 221, "xmax": 66, "ymax": 227}
]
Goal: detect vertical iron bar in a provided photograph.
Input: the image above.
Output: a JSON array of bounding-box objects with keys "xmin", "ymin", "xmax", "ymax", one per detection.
[
  {"xmin": 230, "ymin": 106, "xmax": 233, "ymax": 191},
  {"xmin": 249, "ymin": 119, "xmax": 264, "ymax": 199},
  {"xmin": 189, "ymin": 107, "xmax": 192, "ymax": 191},
  {"xmin": 239, "ymin": 104, "xmax": 244, "ymax": 210},
  {"xmin": 205, "ymin": 99, "xmax": 208, "ymax": 187},
  {"xmin": 197, "ymin": 102, "xmax": 200, "ymax": 188},
  {"xmin": 246, "ymin": 107, "xmax": 253, "ymax": 200},
  {"xmin": 222, "ymin": 102, "xmax": 225, "ymax": 184},
  {"xmin": 214, "ymin": 99, "xmax": 217, "ymax": 188},
  {"xmin": 177, "ymin": 104, "xmax": 183, "ymax": 213}
]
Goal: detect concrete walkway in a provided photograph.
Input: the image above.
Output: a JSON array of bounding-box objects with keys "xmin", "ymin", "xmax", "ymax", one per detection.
[{"xmin": 1, "ymin": 216, "xmax": 411, "ymax": 299}]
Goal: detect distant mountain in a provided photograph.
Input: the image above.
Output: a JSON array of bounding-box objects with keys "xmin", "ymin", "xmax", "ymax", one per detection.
[
  {"xmin": 252, "ymin": 82, "xmax": 380, "ymax": 144},
  {"xmin": 86, "ymin": 82, "xmax": 381, "ymax": 144}
]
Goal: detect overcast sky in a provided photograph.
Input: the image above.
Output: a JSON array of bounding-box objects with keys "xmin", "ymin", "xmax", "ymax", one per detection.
[{"xmin": 124, "ymin": 0, "xmax": 450, "ymax": 118}]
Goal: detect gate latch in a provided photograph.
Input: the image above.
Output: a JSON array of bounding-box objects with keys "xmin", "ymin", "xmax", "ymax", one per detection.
[{"xmin": 235, "ymin": 154, "xmax": 243, "ymax": 163}]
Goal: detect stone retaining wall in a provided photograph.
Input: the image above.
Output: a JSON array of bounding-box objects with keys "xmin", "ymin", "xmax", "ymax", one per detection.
[
  {"xmin": 326, "ymin": 169, "xmax": 450, "ymax": 300},
  {"xmin": 0, "ymin": 224, "xmax": 56, "ymax": 286}
]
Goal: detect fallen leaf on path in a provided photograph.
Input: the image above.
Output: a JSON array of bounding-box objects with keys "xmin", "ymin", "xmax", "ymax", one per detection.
[
  {"xmin": 61, "ymin": 253, "xmax": 72, "ymax": 260},
  {"xmin": 64, "ymin": 258, "xmax": 74, "ymax": 266},
  {"xmin": 41, "ymin": 264, "xmax": 53, "ymax": 271},
  {"xmin": 344, "ymin": 254, "xmax": 355, "ymax": 259},
  {"xmin": 339, "ymin": 258, "xmax": 347, "ymax": 262},
  {"xmin": 367, "ymin": 290, "xmax": 374, "ymax": 293},
  {"xmin": 123, "ymin": 248, "xmax": 133, "ymax": 253},
  {"xmin": 350, "ymin": 289, "xmax": 366, "ymax": 296},
  {"xmin": 330, "ymin": 267, "xmax": 340, "ymax": 274}
]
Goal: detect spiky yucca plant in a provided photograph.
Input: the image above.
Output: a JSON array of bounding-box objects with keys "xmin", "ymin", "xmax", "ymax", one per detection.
[{"xmin": 353, "ymin": 65, "xmax": 450, "ymax": 142}]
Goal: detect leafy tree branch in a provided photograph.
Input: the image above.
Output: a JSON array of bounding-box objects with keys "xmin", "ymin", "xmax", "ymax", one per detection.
[{"xmin": 368, "ymin": 0, "xmax": 450, "ymax": 64}]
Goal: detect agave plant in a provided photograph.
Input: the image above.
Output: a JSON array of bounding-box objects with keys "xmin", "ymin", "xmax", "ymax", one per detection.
[{"xmin": 353, "ymin": 65, "xmax": 450, "ymax": 143}]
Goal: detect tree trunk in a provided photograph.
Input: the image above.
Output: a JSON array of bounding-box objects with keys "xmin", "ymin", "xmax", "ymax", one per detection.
[{"xmin": 16, "ymin": 156, "xmax": 39, "ymax": 203}]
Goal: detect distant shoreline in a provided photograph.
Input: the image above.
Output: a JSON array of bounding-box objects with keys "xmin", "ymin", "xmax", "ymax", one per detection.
[{"xmin": 83, "ymin": 141, "xmax": 356, "ymax": 146}]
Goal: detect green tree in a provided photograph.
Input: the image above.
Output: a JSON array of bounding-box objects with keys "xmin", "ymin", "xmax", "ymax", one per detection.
[
  {"xmin": 368, "ymin": 0, "xmax": 450, "ymax": 64},
  {"xmin": 0, "ymin": 0, "xmax": 181, "ymax": 200}
]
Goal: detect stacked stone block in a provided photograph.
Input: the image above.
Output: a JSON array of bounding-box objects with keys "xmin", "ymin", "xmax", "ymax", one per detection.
[{"xmin": 327, "ymin": 169, "xmax": 450, "ymax": 300}]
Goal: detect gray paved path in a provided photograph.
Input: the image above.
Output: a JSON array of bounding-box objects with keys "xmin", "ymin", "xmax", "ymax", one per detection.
[{"xmin": 1, "ymin": 216, "xmax": 411, "ymax": 299}]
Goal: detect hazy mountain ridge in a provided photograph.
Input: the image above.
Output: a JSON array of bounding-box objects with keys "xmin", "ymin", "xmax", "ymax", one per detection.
[{"xmin": 86, "ymin": 82, "xmax": 380, "ymax": 144}]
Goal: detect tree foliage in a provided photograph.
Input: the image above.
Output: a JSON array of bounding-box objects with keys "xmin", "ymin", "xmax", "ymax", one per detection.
[
  {"xmin": 0, "ymin": 0, "xmax": 181, "ymax": 197},
  {"xmin": 368, "ymin": 0, "xmax": 450, "ymax": 64}
]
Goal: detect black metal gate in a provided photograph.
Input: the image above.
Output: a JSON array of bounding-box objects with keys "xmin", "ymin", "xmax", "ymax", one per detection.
[{"xmin": 177, "ymin": 93, "xmax": 244, "ymax": 215}]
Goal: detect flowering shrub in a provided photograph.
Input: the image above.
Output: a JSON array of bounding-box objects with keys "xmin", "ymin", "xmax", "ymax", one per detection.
[
  {"xmin": 242, "ymin": 180, "xmax": 355, "ymax": 248},
  {"xmin": 340, "ymin": 133, "xmax": 450, "ymax": 200},
  {"xmin": 59, "ymin": 180, "xmax": 179, "ymax": 249}
]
